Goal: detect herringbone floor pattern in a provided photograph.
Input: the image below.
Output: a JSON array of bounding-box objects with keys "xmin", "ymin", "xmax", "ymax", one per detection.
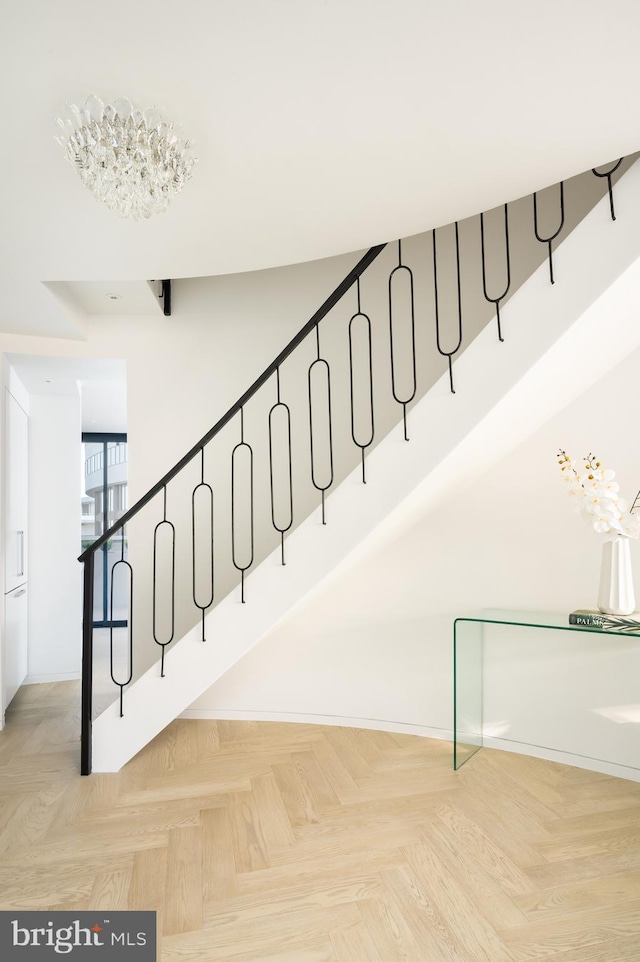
[{"xmin": 0, "ymin": 682, "xmax": 639, "ymax": 961}]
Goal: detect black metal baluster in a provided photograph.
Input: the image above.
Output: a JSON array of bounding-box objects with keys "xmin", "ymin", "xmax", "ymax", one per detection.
[
  {"xmin": 533, "ymin": 182, "xmax": 565, "ymax": 284},
  {"xmin": 349, "ymin": 276, "xmax": 375, "ymax": 481},
  {"xmin": 592, "ymin": 159, "xmax": 623, "ymax": 221},
  {"xmin": 80, "ymin": 552, "xmax": 95, "ymax": 774},
  {"xmin": 268, "ymin": 367, "xmax": 293, "ymax": 564},
  {"xmin": 433, "ymin": 224, "xmax": 463, "ymax": 394},
  {"xmin": 388, "ymin": 239, "xmax": 417, "ymax": 439},
  {"xmin": 480, "ymin": 204, "xmax": 511, "ymax": 342},
  {"xmin": 153, "ymin": 485, "xmax": 175, "ymax": 676},
  {"xmin": 231, "ymin": 407, "xmax": 254, "ymax": 602},
  {"xmin": 308, "ymin": 325, "xmax": 334, "ymax": 524},
  {"xmin": 192, "ymin": 447, "xmax": 214, "ymax": 641},
  {"xmin": 110, "ymin": 527, "xmax": 133, "ymax": 718}
]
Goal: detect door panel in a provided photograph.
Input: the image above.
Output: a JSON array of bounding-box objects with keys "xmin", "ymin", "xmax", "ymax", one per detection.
[
  {"xmin": 5, "ymin": 390, "xmax": 28, "ymax": 594},
  {"xmin": 5, "ymin": 584, "xmax": 27, "ymax": 707}
]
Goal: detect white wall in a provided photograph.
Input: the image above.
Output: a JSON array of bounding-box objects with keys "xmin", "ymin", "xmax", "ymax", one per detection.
[
  {"xmin": 188, "ymin": 344, "xmax": 640, "ymax": 778},
  {"xmin": 27, "ymin": 393, "xmax": 82, "ymax": 681}
]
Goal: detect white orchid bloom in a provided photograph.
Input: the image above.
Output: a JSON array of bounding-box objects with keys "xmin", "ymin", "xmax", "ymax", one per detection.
[{"xmin": 558, "ymin": 450, "xmax": 639, "ymax": 541}]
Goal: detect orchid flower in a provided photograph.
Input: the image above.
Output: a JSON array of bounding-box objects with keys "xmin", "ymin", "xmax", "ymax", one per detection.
[{"xmin": 557, "ymin": 450, "xmax": 640, "ymax": 541}]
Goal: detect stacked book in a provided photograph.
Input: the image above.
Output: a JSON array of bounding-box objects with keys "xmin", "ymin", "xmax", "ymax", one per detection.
[{"xmin": 569, "ymin": 609, "xmax": 640, "ymax": 633}]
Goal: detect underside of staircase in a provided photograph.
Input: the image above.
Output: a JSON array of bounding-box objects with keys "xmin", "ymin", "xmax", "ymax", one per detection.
[{"xmin": 92, "ymin": 159, "xmax": 640, "ymax": 772}]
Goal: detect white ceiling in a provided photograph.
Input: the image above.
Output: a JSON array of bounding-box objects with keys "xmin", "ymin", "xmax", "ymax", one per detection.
[
  {"xmin": 6, "ymin": 355, "xmax": 127, "ymax": 433},
  {"xmin": 2, "ymin": 0, "xmax": 640, "ymax": 338}
]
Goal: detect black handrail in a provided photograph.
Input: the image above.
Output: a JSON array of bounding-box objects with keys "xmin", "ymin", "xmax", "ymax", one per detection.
[{"xmin": 78, "ymin": 244, "xmax": 386, "ymax": 564}]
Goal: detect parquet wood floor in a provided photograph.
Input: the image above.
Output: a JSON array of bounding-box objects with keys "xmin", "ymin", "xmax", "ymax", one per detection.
[{"xmin": 0, "ymin": 681, "xmax": 639, "ymax": 961}]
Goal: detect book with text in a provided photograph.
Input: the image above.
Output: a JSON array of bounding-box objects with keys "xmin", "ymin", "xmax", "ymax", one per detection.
[{"xmin": 569, "ymin": 609, "xmax": 640, "ymax": 633}]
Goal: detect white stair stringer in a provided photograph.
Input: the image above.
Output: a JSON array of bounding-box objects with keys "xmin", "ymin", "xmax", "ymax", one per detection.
[{"xmin": 93, "ymin": 160, "xmax": 640, "ymax": 772}]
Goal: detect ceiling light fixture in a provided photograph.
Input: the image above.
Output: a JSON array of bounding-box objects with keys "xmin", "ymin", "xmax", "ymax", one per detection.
[{"xmin": 56, "ymin": 95, "xmax": 197, "ymax": 220}]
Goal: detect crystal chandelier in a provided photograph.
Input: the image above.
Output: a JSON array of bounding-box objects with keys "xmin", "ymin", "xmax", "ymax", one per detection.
[{"xmin": 56, "ymin": 95, "xmax": 197, "ymax": 220}]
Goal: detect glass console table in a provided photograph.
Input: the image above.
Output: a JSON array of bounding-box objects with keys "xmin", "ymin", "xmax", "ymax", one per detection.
[{"xmin": 453, "ymin": 609, "xmax": 640, "ymax": 770}]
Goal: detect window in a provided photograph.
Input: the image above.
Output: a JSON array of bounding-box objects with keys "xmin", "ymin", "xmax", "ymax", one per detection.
[{"xmin": 82, "ymin": 432, "xmax": 128, "ymax": 626}]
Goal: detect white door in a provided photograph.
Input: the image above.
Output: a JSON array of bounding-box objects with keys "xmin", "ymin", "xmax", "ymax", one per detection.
[
  {"xmin": 4, "ymin": 389, "xmax": 28, "ymax": 712},
  {"xmin": 4, "ymin": 584, "xmax": 27, "ymax": 707},
  {"xmin": 5, "ymin": 390, "xmax": 28, "ymax": 592}
]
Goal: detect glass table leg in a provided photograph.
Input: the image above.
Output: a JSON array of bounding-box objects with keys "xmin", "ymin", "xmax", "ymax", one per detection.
[{"xmin": 454, "ymin": 619, "xmax": 483, "ymax": 769}]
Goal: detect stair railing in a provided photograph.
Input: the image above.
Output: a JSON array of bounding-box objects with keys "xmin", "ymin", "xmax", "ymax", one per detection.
[
  {"xmin": 78, "ymin": 156, "xmax": 629, "ymax": 774},
  {"xmin": 79, "ymin": 244, "xmax": 385, "ymax": 773}
]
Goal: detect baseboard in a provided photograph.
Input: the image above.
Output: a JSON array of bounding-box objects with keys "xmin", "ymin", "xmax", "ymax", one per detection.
[
  {"xmin": 179, "ymin": 706, "xmax": 453, "ymax": 743},
  {"xmin": 179, "ymin": 709, "xmax": 640, "ymax": 783},
  {"xmin": 483, "ymin": 735, "xmax": 640, "ymax": 783},
  {"xmin": 23, "ymin": 671, "xmax": 81, "ymax": 685}
]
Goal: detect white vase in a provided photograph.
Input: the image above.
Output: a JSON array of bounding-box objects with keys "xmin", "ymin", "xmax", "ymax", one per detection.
[{"xmin": 597, "ymin": 536, "xmax": 635, "ymax": 615}]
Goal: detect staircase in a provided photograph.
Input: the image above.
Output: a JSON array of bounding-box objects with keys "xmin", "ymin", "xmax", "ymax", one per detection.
[{"xmin": 85, "ymin": 157, "xmax": 640, "ymax": 773}]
